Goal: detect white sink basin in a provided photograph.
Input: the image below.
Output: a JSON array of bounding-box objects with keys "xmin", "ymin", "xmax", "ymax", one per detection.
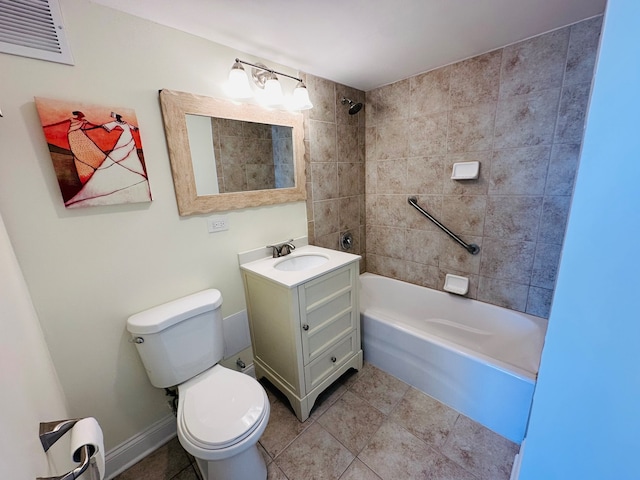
[
  {"xmin": 274, "ymin": 254, "xmax": 329, "ymax": 271},
  {"xmin": 239, "ymin": 244, "xmax": 361, "ymax": 288}
]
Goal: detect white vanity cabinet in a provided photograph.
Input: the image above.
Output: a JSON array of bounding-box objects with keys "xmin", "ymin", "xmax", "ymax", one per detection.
[{"xmin": 242, "ymin": 257, "xmax": 362, "ymax": 421}]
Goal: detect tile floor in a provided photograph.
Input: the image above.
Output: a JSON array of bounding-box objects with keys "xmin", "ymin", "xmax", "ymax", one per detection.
[{"xmin": 114, "ymin": 363, "xmax": 519, "ymax": 480}]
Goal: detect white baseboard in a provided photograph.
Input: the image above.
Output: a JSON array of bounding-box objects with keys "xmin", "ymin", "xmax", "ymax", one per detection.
[
  {"xmin": 509, "ymin": 439, "xmax": 526, "ymax": 480},
  {"xmin": 104, "ymin": 364, "xmax": 256, "ymax": 478},
  {"xmin": 104, "ymin": 414, "xmax": 176, "ymax": 479}
]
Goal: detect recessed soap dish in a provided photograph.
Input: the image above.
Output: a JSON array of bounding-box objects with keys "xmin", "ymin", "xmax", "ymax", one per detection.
[
  {"xmin": 451, "ymin": 161, "xmax": 480, "ymax": 180},
  {"xmin": 443, "ymin": 274, "xmax": 469, "ymax": 295}
]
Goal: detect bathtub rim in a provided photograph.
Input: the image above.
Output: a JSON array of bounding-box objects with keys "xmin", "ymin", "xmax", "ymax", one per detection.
[{"xmin": 359, "ymin": 272, "xmax": 546, "ymax": 382}]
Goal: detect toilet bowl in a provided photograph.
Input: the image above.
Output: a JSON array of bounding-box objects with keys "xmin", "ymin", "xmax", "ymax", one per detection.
[
  {"xmin": 177, "ymin": 365, "xmax": 270, "ymax": 479},
  {"xmin": 126, "ymin": 289, "xmax": 270, "ymax": 480}
]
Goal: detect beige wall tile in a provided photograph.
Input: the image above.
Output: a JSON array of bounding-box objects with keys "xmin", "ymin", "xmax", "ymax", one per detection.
[
  {"xmin": 376, "ymin": 159, "xmax": 407, "ymax": 194},
  {"xmin": 311, "ymin": 162, "xmax": 338, "ymax": 200},
  {"xmin": 565, "ymin": 16, "xmax": 603, "ymax": 86},
  {"xmin": 410, "ymin": 66, "xmax": 451, "ymax": 116},
  {"xmin": 408, "ymin": 112, "xmax": 449, "ymax": 156},
  {"xmin": 499, "ymin": 28, "xmax": 570, "ymax": 98},
  {"xmin": 404, "ymin": 229, "xmax": 441, "ymax": 266},
  {"xmin": 479, "ymin": 239, "xmax": 536, "ymax": 284},
  {"xmin": 404, "ymin": 261, "xmax": 440, "ymax": 289},
  {"xmin": 555, "ymin": 82, "xmax": 592, "ymax": 144},
  {"xmin": 526, "ymin": 286, "xmax": 554, "ymax": 318},
  {"xmin": 313, "ymin": 198, "xmax": 340, "ymax": 237},
  {"xmin": 375, "ymin": 78, "xmax": 411, "ymax": 121},
  {"xmin": 494, "ymin": 89, "xmax": 561, "ymax": 149},
  {"xmin": 338, "ymin": 163, "xmax": 361, "ymax": 198},
  {"xmin": 546, "ymin": 143, "xmax": 581, "ymax": 196},
  {"xmin": 439, "ymin": 234, "xmax": 483, "ymax": 274},
  {"xmin": 338, "ymin": 124, "xmax": 360, "ymax": 163},
  {"xmin": 538, "ymin": 195, "xmax": 571, "ymax": 245},
  {"xmin": 307, "ymin": 75, "xmax": 336, "ymax": 123},
  {"xmin": 339, "ymin": 196, "xmax": 361, "ymax": 232},
  {"xmin": 309, "ymin": 120, "xmax": 337, "ymax": 162},
  {"xmin": 376, "ymin": 119, "xmax": 410, "ymax": 160},
  {"xmin": 440, "ymin": 195, "xmax": 487, "ymax": 236},
  {"xmin": 531, "ymin": 242, "xmax": 563, "ymax": 289},
  {"xmin": 489, "ymin": 146, "xmax": 551, "ymax": 195},
  {"xmin": 447, "ymin": 103, "xmax": 496, "ymax": 153},
  {"xmin": 484, "ymin": 196, "xmax": 542, "ymax": 241},
  {"xmin": 451, "ymin": 50, "xmax": 502, "ymax": 108},
  {"xmin": 406, "ymin": 156, "xmax": 445, "ymax": 194},
  {"xmin": 375, "ymin": 194, "xmax": 408, "ymax": 228},
  {"xmin": 477, "ymin": 276, "xmax": 529, "ymax": 312}
]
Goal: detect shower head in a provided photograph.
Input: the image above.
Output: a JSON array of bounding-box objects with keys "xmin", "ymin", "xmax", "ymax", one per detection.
[{"xmin": 341, "ymin": 97, "xmax": 363, "ymax": 115}]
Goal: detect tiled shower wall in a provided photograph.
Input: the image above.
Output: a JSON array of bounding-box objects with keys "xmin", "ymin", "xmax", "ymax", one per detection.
[
  {"xmin": 303, "ymin": 74, "xmax": 367, "ymax": 267},
  {"xmin": 364, "ymin": 16, "xmax": 602, "ymax": 318}
]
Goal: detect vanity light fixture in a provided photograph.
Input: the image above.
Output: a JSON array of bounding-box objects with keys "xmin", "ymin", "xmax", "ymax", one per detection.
[{"xmin": 227, "ymin": 58, "xmax": 313, "ymax": 110}]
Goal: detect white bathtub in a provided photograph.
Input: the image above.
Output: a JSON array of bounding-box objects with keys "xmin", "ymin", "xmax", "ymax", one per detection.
[{"xmin": 360, "ymin": 273, "xmax": 547, "ymax": 443}]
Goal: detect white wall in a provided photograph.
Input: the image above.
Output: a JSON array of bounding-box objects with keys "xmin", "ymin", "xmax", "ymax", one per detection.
[
  {"xmin": 0, "ymin": 212, "xmax": 72, "ymax": 478},
  {"xmin": 519, "ymin": 0, "xmax": 640, "ymax": 478},
  {"xmin": 0, "ymin": 0, "xmax": 307, "ymax": 450}
]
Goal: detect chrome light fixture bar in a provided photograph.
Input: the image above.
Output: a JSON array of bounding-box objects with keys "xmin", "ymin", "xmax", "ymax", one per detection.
[{"xmin": 227, "ymin": 58, "xmax": 313, "ymax": 110}]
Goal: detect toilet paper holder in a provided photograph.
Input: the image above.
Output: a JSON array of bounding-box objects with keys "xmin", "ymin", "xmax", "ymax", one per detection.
[{"xmin": 37, "ymin": 418, "xmax": 98, "ymax": 480}]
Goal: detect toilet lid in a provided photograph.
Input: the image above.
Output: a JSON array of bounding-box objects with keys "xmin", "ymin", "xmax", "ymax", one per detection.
[{"xmin": 178, "ymin": 365, "xmax": 267, "ymax": 449}]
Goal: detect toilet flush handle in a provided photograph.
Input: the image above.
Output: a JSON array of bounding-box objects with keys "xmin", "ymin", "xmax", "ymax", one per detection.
[{"xmin": 129, "ymin": 336, "xmax": 144, "ymax": 344}]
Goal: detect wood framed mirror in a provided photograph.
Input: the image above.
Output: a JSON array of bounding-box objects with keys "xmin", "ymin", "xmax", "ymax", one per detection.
[{"xmin": 159, "ymin": 89, "xmax": 306, "ymax": 216}]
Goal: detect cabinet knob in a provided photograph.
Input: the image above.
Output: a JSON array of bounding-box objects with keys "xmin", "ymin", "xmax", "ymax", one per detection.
[
  {"xmin": 331, "ymin": 356, "xmax": 337, "ymax": 363},
  {"xmin": 302, "ymin": 324, "xmax": 309, "ymax": 331}
]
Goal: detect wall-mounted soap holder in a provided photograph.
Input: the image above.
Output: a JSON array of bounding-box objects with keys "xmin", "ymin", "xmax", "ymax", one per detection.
[
  {"xmin": 451, "ymin": 161, "xmax": 479, "ymax": 180},
  {"xmin": 443, "ymin": 274, "xmax": 469, "ymax": 295}
]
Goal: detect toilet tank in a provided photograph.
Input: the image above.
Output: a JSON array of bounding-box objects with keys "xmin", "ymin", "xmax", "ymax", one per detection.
[{"xmin": 126, "ymin": 289, "xmax": 224, "ymax": 388}]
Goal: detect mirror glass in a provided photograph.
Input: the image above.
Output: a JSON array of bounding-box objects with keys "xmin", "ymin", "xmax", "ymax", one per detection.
[
  {"xmin": 159, "ymin": 89, "xmax": 305, "ymax": 216},
  {"xmin": 186, "ymin": 114, "xmax": 295, "ymax": 196}
]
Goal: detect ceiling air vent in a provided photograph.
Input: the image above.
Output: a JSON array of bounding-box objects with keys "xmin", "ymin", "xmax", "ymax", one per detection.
[{"xmin": 0, "ymin": 0, "xmax": 74, "ymax": 65}]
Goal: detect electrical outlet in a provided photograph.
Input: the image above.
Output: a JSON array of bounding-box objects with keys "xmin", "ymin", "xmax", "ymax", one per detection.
[{"xmin": 207, "ymin": 215, "xmax": 229, "ymax": 233}]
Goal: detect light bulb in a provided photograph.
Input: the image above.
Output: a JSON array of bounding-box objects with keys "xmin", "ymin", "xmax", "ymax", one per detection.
[
  {"xmin": 226, "ymin": 62, "xmax": 253, "ymax": 99},
  {"xmin": 292, "ymin": 82, "xmax": 313, "ymax": 110},
  {"xmin": 262, "ymin": 74, "xmax": 283, "ymax": 107}
]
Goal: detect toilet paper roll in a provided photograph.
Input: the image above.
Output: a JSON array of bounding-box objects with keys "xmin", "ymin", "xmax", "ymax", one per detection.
[{"xmin": 70, "ymin": 417, "xmax": 105, "ymax": 480}]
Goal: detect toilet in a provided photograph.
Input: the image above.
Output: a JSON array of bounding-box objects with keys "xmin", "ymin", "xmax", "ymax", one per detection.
[{"xmin": 126, "ymin": 289, "xmax": 269, "ymax": 480}]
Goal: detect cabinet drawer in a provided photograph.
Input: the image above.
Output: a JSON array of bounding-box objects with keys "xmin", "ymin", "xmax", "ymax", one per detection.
[
  {"xmin": 299, "ymin": 264, "xmax": 357, "ymax": 363},
  {"xmin": 302, "ymin": 266, "xmax": 353, "ymax": 306},
  {"xmin": 303, "ymin": 292, "xmax": 355, "ymax": 363},
  {"xmin": 304, "ymin": 332, "xmax": 356, "ymax": 392}
]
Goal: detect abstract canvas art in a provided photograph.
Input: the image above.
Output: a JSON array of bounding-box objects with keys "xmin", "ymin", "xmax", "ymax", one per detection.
[{"xmin": 35, "ymin": 97, "xmax": 152, "ymax": 208}]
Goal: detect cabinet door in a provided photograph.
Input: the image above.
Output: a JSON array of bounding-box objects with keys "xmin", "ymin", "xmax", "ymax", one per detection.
[
  {"xmin": 298, "ymin": 264, "xmax": 357, "ymax": 364},
  {"xmin": 244, "ymin": 273, "xmax": 302, "ymax": 395}
]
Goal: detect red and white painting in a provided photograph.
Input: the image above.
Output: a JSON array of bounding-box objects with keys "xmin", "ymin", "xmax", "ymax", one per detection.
[{"xmin": 35, "ymin": 97, "xmax": 152, "ymax": 208}]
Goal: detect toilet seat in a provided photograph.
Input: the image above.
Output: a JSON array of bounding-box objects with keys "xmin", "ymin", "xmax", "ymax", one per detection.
[{"xmin": 177, "ymin": 365, "xmax": 268, "ymax": 451}]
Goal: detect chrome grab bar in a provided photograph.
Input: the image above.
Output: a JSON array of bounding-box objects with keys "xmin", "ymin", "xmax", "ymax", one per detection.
[
  {"xmin": 408, "ymin": 196, "xmax": 480, "ymax": 255},
  {"xmin": 37, "ymin": 419, "xmax": 98, "ymax": 480}
]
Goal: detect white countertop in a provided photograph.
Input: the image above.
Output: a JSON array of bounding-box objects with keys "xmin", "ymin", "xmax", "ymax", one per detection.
[{"xmin": 239, "ymin": 245, "xmax": 361, "ymax": 288}]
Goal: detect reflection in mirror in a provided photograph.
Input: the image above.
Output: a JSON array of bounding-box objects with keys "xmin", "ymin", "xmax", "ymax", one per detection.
[
  {"xmin": 186, "ymin": 114, "xmax": 219, "ymax": 195},
  {"xmin": 159, "ymin": 89, "xmax": 305, "ymax": 216},
  {"xmin": 186, "ymin": 115, "xmax": 295, "ymax": 196}
]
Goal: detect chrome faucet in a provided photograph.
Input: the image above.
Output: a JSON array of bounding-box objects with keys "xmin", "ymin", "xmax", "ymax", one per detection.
[{"xmin": 266, "ymin": 239, "xmax": 296, "ymax": 258}]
